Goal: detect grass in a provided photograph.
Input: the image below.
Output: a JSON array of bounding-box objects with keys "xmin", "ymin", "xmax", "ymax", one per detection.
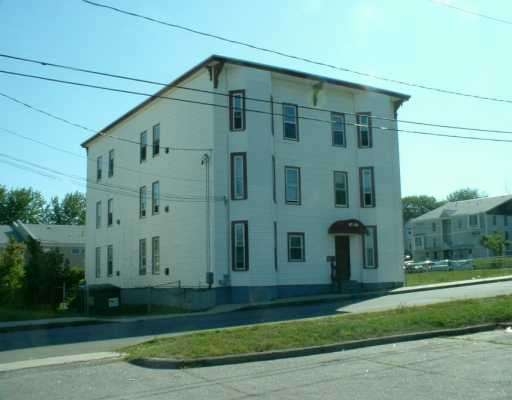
[
  {"xmin": 0, "ymin": 307, "xmax": 74, "ymax": 322},
  {"xmin": 121, "ymin": 295, "xmax": 512, "ymax": 360},
  {"xmin": 405, "ymin": 267, "xmax": 512, "ymax": 287}
]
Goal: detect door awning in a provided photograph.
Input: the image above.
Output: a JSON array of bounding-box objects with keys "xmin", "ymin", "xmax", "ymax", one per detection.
[{"xmin": 328, "ymin": 219, "xmax": 367, "ymax": 235}]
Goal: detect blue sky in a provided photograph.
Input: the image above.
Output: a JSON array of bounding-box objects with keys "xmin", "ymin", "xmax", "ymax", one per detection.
[{"xmin": 1, "ymin": 0, "xmax": 511, "ymax": 201}]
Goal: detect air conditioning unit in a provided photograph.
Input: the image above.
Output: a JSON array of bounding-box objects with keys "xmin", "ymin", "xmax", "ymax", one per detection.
[{"xmin": 141, "ymin": 210, "xmax": 146, "ymax": 217}]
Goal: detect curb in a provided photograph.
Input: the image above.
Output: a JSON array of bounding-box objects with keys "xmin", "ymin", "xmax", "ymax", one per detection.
[
  {"xmin": 128, "ymin": 323, "xmax": 499, "ymax": 369},
  {"xmin": 0, "ymin": 319, "xmax": 111, "ymax": 334},
  {"xmin": 399, "ymin": 275, "xmax": 512, "ymax": 295}
]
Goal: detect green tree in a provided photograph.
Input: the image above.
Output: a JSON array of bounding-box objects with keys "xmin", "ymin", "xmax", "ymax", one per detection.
[
  {"xmin": 0, "ymin": 239, "xmax": 25, "ymax": 303},
  {"xmin": 480, "ymin": 233, "xmax": 508, "ymax": 256},
  {"xmin": 43, "ymin": 192, "xmax": 86, "ymax": 225},
  {"xmin": 402, "ymin": 195, "xmax": 443, "ymax": 223},
  {"xmin": 446, "ymin": 188, "xmax": 486, "ymax": 202},
  {"xmin": 0, "ymin": 186, "xmax": 46, "ymax": 224}
]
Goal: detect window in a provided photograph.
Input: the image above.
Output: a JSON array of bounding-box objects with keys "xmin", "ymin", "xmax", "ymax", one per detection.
[
  {"xmin": 285, "ymin": 166, "xmax": 301, "ymax": 205},
  {"xmin": 505, "ymin": 216, "xmax": 509, "ymax": 226},
  {"xmin": 469, "ymin": 215, "xmax": 478, "ymax": 227},
  {"xmin": 230, "ymin": 153, "xmax": 247, "ymax": 200},
  {"xmin": 152, "ymin": 124, "xmax": 160, "ymax": 157},
  {"xmin": 140, "ymin": 131, "xmax": 147, "ymax": 162},
  {"xmin": 71, "ymin": 248, "xmax": 80, "ymax": 255},
  {"xmin": 334, "ymin": 171, "xmax": 348, "ymax": 207},
  {"xmin": 108, "ymin": 149, "xmax": 114, "ymax": 177},
  {"xmin": 96, "ymin": 156, "xmax": 102, "ymax": 181},
  {"xmin": 492, "ymin": 215, "xmax": 497, "ymax": 225},
  {"xmin": 272, "ymin": 155, "xmax": 276, "ymax": 203},
  {"xmin": 357, "ymin": 112, "xmax": 372, "ymax": 148},
  {"xmin": 139, "ymin": 186, "xmax": 147, "ymax": 217},
  {"xmin": 229, "ymin": 90, "xmax": 245, "ymax": 131},
  {"xmin": 139, "ymin": 239, "xmax": 147, "ymax": 275},
  {"xmin": 273, "ymin": 222, "xmax": 278, "ymax": 270},
  {"xmin": 432, "ymin": 222, "xmax": 436, "ymax": 232},
  {"xmin": 331, "ymin": 112, "xmax": 346, "ymax": 147},
  {"xmin": 359, "ymin": 167, "xmax": 375, "ymax": 207},
  {"xmin": 95, "ymin": 247, "xmax": 101, "ymax": 278},
  {"xmin": 288, "ymin": 233, "xmax": 305, "ymax": 262},
  {"xmin": 458, "ymin": 218, "xmax": 463, "ymax": 229},
  {"xmin": 283, "ymin": 103, "xmax": 298, "ymax": 140},
  {"xmin": 232, "ymin": 221, "xmax": 248, "ymax": 271},
  {"xmin": 107, "ymin": 198, "xmax": 113, "ymax": 226},
  {"xmin": 414, "ymin": 236, "xmax": 424, "ymax": 249},
  {"xmin": 152, "ymin": 181, "xmax": 160, "ymax": 214},
  {"xmin": 364, "ymin": 226, "xmax": 378, "ymax": 268},
  {"xmin": 96, "ymin": 201, "xmax": 101, "ymax": 228},
  {"xmin": 152, "ymin": 236, "xmax": 160, "ymax": 274},
  {"xmin": 107, "ymin": 245, "xmax": 113, "ymax": 277}
]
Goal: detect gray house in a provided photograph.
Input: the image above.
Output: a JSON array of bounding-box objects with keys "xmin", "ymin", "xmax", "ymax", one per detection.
[{"xmin": 409, "ymin": 195, "xmax": 512, "ymax": 261}]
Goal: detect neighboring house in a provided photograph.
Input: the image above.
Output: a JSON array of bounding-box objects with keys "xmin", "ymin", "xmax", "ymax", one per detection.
[
  {"xmin": 403, "ymin": 221, "xmax": 413, "ymax": 256},
  {"xmin": 81, "ymin": 54, "xmax": 410, "ymax": 308},
  {"xmin": 0, "ymin": 221, "xmax": 85, "ymax": 268},
  {"xmin": 410, "ymin": 195, "xmax": 512, "ymax": 261}
]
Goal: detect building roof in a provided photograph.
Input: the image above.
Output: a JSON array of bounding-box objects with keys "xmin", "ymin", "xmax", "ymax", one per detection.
[
  {"xmin": 0, "ymin": 225, "xmax": 13, "ymax": 246},
  {"xmin": 20, "ymin": 223, "xmax": 85, "ymax": 246},
  {"xmin": 412, "ymin": 195, "xmax": 512, "ymax": 222},
  {"xmin": 81, "ymin": 54, "xmax": 410, "ymax": 148}
]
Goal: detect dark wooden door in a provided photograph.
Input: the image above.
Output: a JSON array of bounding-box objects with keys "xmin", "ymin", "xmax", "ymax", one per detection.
[{"xmin": 335, "ymin": 236, "xmax": 350, "ymax": 281}]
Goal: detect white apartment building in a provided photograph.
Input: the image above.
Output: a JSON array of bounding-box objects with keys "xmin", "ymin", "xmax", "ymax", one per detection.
[{"xmin": 81, "ymin": 55, "xmax": 410, "ymax": 308}]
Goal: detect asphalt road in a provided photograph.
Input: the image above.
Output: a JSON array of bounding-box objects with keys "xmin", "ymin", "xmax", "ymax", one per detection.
[
  {"xmin": 0, "ymin": 280, "xmax": 511, "ymax": 364},
  {"xmin": 1, "ymin": 330, "xmax": 511, "ymax": 399}
]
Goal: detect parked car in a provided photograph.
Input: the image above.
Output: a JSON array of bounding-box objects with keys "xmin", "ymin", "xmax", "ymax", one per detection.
[
  {"xmin": 430, "ymin": 259, "xmax": 451, "ymax": 271},
  {"xmin": 451, "ymin": 259, "xmax": 474, "ymax": 270}
]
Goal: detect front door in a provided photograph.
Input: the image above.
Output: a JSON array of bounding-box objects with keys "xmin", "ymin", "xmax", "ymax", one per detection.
[{"xmin": 335, "ymin": 236, "xmax": 350, "ymax": 281}]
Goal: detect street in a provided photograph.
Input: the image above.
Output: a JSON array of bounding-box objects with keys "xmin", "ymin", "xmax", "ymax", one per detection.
[{"xmin": 1, "ymin": 330, "xmax": 511, "ymax": 399}]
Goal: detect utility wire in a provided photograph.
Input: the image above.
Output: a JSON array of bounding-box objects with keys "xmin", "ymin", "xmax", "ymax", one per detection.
[
  {"xmin": 2, "ymin": 68, "xmax": 512, "ymax": 143},
  {"xmin": 81, "ymin": 0, "xmax": 512, "ymax": 105},
  {"xmin": 4, "ymin": 53, "xmax": 512, "ymax": 136},
  {"xmin": 430, "ymin": 0, "xmax": 512, "ymax": 26}
]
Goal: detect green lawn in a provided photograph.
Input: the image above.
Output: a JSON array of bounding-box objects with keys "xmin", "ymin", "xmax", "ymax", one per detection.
[
  {"xmin": 405, "ymin": 267, "xmax": 512, "ymax": 287},
  {"xmin": 121, "ymin": 295, "xmax": 512, "ymax": 360}
]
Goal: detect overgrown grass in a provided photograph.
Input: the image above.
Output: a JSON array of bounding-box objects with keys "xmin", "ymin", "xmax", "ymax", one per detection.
[
  {"xmin": 122, "ymin": 295, "xmax": 512, "ymax": 360},
  {"xmin": 405, "ymin": 268, "xmax": 512, "ymax": 287}
]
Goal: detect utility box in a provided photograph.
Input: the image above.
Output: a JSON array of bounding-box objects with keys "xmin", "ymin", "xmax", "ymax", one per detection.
[{"xmin": 86, "ymin": 284, "xmax": 121, "ymax": 314}]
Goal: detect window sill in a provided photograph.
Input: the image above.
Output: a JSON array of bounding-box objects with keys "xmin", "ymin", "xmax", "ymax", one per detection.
[
  {"xmin": 285, "ymin": 202, "xmax": 301, "ymax": 206},
  {"xmin": 335, "ymin": 204, "xmax": 349, "ymax": 208},
  {"xmin": 332, "ymin": 144, "xmax": 347, "ymax": 148},
  {"xmin": 288, "ymin": 259, "xmax": 305, "ymax": 263},
  {"xmin": 283, "ymin": 137, "xmax": 299, "ymax": 142}
]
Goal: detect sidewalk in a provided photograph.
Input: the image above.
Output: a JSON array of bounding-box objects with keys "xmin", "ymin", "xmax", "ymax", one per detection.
[{"xmin": 1, "ymin": 274, "xmax": 511, "ymax": 332}]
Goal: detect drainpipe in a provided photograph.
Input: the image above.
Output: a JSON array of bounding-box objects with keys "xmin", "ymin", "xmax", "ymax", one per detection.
[{"xmin": 201, "ymin": 153, "xmax": 212, "ymax": 288}]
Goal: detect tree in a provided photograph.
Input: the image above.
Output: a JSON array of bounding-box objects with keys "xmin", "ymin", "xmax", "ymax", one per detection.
[
  {"xmin": 0, "ymin": 239, "xmax": 25, "ymax": 303},
  {"xmin": 446, "ymin": 188, "xmax": 486, "ymax": 202},
  {"xmin": 480, "ymin": 233, "xmax": 508, "ymax": 257},
  {"xmin": 402, "ymin": 195, "xmax": 443, "ymax": 223},
  {"xmin": 43, "ymin": 192, "xmax": 85, "ymax": 225},
  {"xmin": 0, "ymin": 186, "xmax": 46, "ymax": 224}
]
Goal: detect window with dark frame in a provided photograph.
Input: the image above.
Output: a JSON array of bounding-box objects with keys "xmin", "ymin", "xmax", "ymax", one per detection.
[
  {"xmin": 232, "ymin": 221, "xmax": 248, "ymax": 271},
  {"xmin": 492, "ymin": 215, "xmax": 497, "ymax": 225},
  {"xmin": 140, "ymin": 131, "xmax": 147, "ymax": 162},
  {"xmin": 432, "ymin": 222, "xmax": 436, "ymax": 232},
  {"xmin": 108, "ymin": 149, "xmax": 114, "ymax": 177},
  {"xmin": 469, "ymin": 215, "xmax": 478, "ymax": 227},
  {"xmin": 107, "ymin": 245, "xmax": 113, "ymax": 277},
  {"xmin": 334, "ymin": 171, "xmax": 348, "ymax": 207},
  {"xmin": 95, "ymin": 246, "xmax": 101, "ymax": 278},
  {"xmin": 331, "ymin": 112, "xmax": 346, "ymax": 147},
  {"xmin": 505, "ymin": 216, "xmax": 509, "ymax": 226},
  {"xmin": 229, "ymin": 90, "xmax": 246, "ymax": 131},
  {"xmin": 152, "ymin": 236, "xmax": 160, "ymax": 274},
  {"xmin": 230, "ymin": 153, "xmax": 247, "ymax": 200},
  {"xmin": 283, "ymin": 103, "xmax": 298, "ymax": 140},
  {"xmin": 107, "ymin": 198, "xmax": 113, "ymax": 226},
  {"xmin": 152, "ymin": 181, "xmax": 160, "ymax": 214},
  {"xmin": 272, "ymin": 155, "xmax": 276, "ymax": 203},
  {"xmin": 96, "ymin": 156, "xmax": 102, "ymax": 181},
  {"xmin": 139, "ymin": 239, "xmax": 147, "ymax": 275},
  {"xmin": 152, "ymin": 124, "xmax": 160, "ymax": 157},
  {"xmin": 288, "ymin": 232, "xmax": 305, "ymax": 262},
  {"xmin": 359, "ymin": 167, "xmax": 375, "ymax": 207},
  {"xmin": 357, "ymin": 112, "xmax": 372, "ymax": 148},
  {"xmin": 285, "ymin": 166, "xmax": 301, "ymax": 205},
  {"xmin": 139, "ymin": 186, "xmax": 147, "ymax": 217},
  {"xmin": 96, "ymin": 201, "xmax": 101, "ymax": 228},
  {"xmin": 363, "ymin": 226, "xmax": 378, "ymax": 268}
]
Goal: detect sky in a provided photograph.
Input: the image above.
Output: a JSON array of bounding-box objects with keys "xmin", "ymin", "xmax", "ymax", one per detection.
[{"xmin": 1, "ymin": 0, "xmax": 512, "ymax": 201}]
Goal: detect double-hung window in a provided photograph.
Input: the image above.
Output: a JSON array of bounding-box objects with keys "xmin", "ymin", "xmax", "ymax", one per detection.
[
  {"xmin": 95, "ymin": 247, "xmax": 101, "ymax": 278},
  {"xmin": 139, "ymin": 239, "xmax": 147, "ymax": 275},
  {"xmin": 107, "ymin": 245, "xmax": 113, "ymax": 277},
  {"xmin": 288, "ymin": 233, "xmax": 305, "ymax": 262},
  {"xmin": 229, "ymin": 90, "xmax": 245, "ymax": 131},
  {"xmin": 152, "ymin": 236, "xmax": 160, "ymax": 274},
  {"xmin": 357, "ymin": 112, "xmax": 372, "ymax": 148},
  {"xmin": 363, "ymin": 226, "xmax": 378, "ymax": 268},
  {"xmin": 285, "ymin": 166, "xmax": 301, "ymax": 205},
  {"xmin": 334, "ymin": 171, "xmax": 348, "ymax": 207},
  {"xmin": 232, "ymin": 221, "xmax": 248, "ymax": 271},
  {"xmin": 152, "ymin": 124, "xmax": 160, "ymax": 157},
  {"xmin": 139, "ymin": 186, "xmax": 147, "ymax": 217},
  {"xmin": 231, "ymin": 153, "xmax": 247, "ymax": 200},
  {"xmin": 152, "ymin": 181, "xmax": 160, "ymax": 214},
  {"xmin": 469, "ymin": 215, "xmax": 479, "ymax": 227},
  {"xmin": 107, "ymin": 198, "xmax": 113, "ymax": 226},
  {"xmin": 96, "ymin": 156, "xmax": 102, "ymax": 181},
  {"xmin": 283, "ymin": 103, "xmax": 298, "ymax": 140},
  {"xmin": 140, "ymin": 131, "xmax": 147, "ymax": 162},
  {"xmin": 359, "ymin": 167, "xmax": 375, "ymax": 207},
  {"xmin": 331, "ymin": 112, "xmax": 346, "ymax": 147},
  {"xmin": 96, "ymin": 201, "xmax": 101, "ymax": 228},
  {"xmin": 108, "ymin": 149, "xmax": 114, "ymax": 177},
  {"xmin": 272, "ymin": 156, "xmax": 276, "ymax": 203}
]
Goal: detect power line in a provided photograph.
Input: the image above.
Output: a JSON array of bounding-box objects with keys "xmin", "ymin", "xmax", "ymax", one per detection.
[
  {"xmin": 430, "ymin": 0, "xmax": 512, "ymax": 26},
  {"xmin": 81, "ymin": 0, "xmax": 512, "ymax": 105},
  {"xmin": 4, "ymin": 53, "xmax": 512, "ymax": 136},
  {"xmin": 2, "ymin": 68, "xmax": 512, "ymax": 143}
]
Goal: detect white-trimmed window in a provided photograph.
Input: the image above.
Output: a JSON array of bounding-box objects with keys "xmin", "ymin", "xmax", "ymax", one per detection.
[
  {"xmin": 232, "ymin": 221, "xmax": 248, "ymax": 271},
  {"xmin": 331, "ymin": 112, "xmax": 346, "ymax": 147},
  {"xmin": 469, "ymin": 215, "xmax": 479, "ymax": 227},
  {"xmin": 152, "ymin": 236, "xmax": 160, "ymax": 274},
  {"xmin": 152, "ymin": 181, "xmax": 160, "ymax": 214},
  {"xmin": 140, "ymin": 131, "xmax": 147, "ymax": 162},
  {"xmin": 285, "ymin": 166, "xmax": 301, "ymax": 205},
  {"xmin": 107, "ymin": 245, "xmax": 113, "ymax": 277},
  {"xmin": 108, "ymin": 149, "xmax": 114, "ymax": 177},
  {"xmin": 334, "ymin": 171, "xmax": 348, "ymax": 207},
  {"xmin": 283, "ymin": 103, "xmax": 298, "ymax": 140},
  {"xmin": 139, "ymin": 186, "xmax": 147, "ymax": 218},
  {"xmin": 229, "ymin": 90, "xmax": 245, "ymax": 131},
  {"xmin": 414, "ymin": 235, "xmax": 424, "ymax": 250},
  {"xmin": 360, "ymin": 167, "xmax": 375, "ymax": 207},
  {"xmin": 96, "ymin": 201, "xmax": 101, "ymax": 228},
  {"xmin": 288, "ymin": 233, "xmax": 305, "ymax": 262},
  {"xmin": 357, "ymin": 112, "xmax": 372, "ymax": 148},
  {"xmin": 231, "ymin": 153, "xmax": 247, "ymax": 200},
  {"xmin": 364, "ymin": 226, "xmax": 378, "ymax": 268},
  {"xmin": 107, "ymin": 198, "xmax": 113, "ymax": 226},
  {"xmin": 152, "ymin": 124, "xmax": 160, "ymax": 157},
  {"xmin": 139, "ymin": 239, "xmax": 147, "ymax": 275},
  {"xmin": 96, "ymin": 156, "xmax": 102, "ymax": 181},
  {"xmin": 95, "ymin": 246, "xmax": 101, "ymax": 278}
]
